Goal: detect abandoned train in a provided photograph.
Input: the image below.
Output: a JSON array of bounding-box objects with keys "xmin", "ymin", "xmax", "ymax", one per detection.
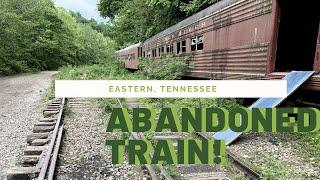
[{"xmin": 117, "ymin": 0, "xmax": 320, "ymax": 94}]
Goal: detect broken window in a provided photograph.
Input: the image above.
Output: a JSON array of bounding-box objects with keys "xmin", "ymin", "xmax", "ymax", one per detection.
[
  {"xmin": 191, "ymin": 36, "xmax": 204, "ymax": 52},
  {"xmin": 177, "ymin": 40, "xmax": 186, "ymax": 54}
]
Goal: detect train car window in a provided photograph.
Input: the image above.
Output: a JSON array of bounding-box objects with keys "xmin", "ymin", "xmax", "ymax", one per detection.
[
  {"xmin": 197, "ymin": 36, "xmax": 203, "ymax": 50},
  {"xmin": 181, "ymin": 40, "xmax": 186, "ymax": 53},
  {"xmin": 177, "ymin": 40, "xmax": 186, "ymax": 54},
  {"xmin": 191, "ymin": 38, "xmax": 197, "ymax": 51},
  {"xmin": 191, "ymin": 36, "xmax": 204, "ymax": 51},
  {"xmin": 138, "ymin": 47, "xmax": 142, "ymax": 57}
]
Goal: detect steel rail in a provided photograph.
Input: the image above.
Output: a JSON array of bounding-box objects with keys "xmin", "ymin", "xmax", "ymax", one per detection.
[
  {"xmin": 120, "ymin": 99, "xmax": 165, "ymax": 180},
  {"xmin": 38, "ymin": 98, "xmax": 66, "ymax": 180},
  {"xmin": 47, "ymin": 125, "xmax": 64, "ymax": 180}
]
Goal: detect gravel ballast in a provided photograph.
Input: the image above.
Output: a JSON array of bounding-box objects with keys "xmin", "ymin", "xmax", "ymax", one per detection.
[
  {"xmin": 56, "ymin": 98, "xmax": 139, "ymax": 180},
  {"xmin": 0, "ymin": 71, "xmax": 56, "ymax": 179}
]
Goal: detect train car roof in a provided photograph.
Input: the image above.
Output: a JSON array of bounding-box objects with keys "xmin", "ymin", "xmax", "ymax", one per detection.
[
  {"xmin": 144, "ymin": 0, "xmax": 241, "ymax": 43},
  {"xmin": 117, "ymin": 42, "xmax": 142, "ymax": 53}
]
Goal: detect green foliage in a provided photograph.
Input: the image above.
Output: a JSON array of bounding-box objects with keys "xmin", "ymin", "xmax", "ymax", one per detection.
[
  {"xmin": 63, "ymin": 105, "xmax": 74, "ymax": 117},
  {"xmin": 0, "ymin": 0, "xmax": 116, "ymax": 75},
  {"xmin": 54, "ymin": 61, "xmax": 126, "ymax": 81},
  {"xmin": 149, "ymin": 0, "xmax": 218, "ymax": 15},
  {"xmin": 69, "ymin": 11, "xmax": 112, "ymax": 38},
  {"xmin": 299, "ymin": 132, "xmax": 320, "ymax": 152},
  {"xmin": 140, "ymin": 98, "xmax": 240, "ymax": 110},
  {"xmin": 98, "ymin": 0, "xmax": 218, "ymax": 47},
  {"xmin": 98, "ymin": 0, "xmax": 129, "ymax": 19},
  {"xmin": 259, "ymin": 155, "xmax": 291, "ymax": 179},
  {"xmin": 138, "ymin": 55, "xmax": 189, "ymax": 80},
  {"xmin": 295, "ymin": 132, "xmax": 320, "ymax": 168},
  {"xmin": 163, "ymin": 164, "xmax": 179, "ymax": 179}
]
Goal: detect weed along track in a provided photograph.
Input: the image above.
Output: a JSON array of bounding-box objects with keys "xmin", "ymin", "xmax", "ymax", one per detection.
[
  {"xmin": 123, "ymin": 98, "xmax": 255, "ymax": 180},
  {"xmin": 7, "ymin": 98, "xmax": 66, "ymax": 180}
]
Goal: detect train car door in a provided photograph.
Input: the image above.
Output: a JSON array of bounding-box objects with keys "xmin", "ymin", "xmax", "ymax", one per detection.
[{"xmin": 274, "ymin": 0, "xmax": 320, "ymax": 72}]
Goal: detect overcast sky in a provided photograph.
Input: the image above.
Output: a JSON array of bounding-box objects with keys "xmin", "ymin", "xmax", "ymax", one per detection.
[{"xmin": 54, "ymin": 0, "xmax": 108, "ymax": 23}]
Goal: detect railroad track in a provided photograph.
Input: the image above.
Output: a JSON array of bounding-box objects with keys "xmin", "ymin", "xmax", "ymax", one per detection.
[
  {"xmin": 7, "ymin": 97, "xmax": 260, "ymax": 179},
  {"xmin": 7, "ymin": 98, "xmax": 66, "ymax": 180},
  {"xmin": 124, "ymin": 98, "xmax": 261, "ymax": 180},
  {"xmin": 118, "ymin": 99, "xmax": 172, "ymax": 180},
  {"xmin": 195, "ymin": 132, "xmax": 261, "ymax": 180}
]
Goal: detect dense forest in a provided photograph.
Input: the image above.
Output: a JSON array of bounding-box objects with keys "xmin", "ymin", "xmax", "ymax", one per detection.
[
  {"xmin": 98, "ymin": 0, "xmax": 218, "ymax": 47},
  {"xmin": 0, "ymin": 0, "xmax": 116, "ymax": 75},
  {"xmin": 0, "ymin": 0, "xmax": 217, "ymax": 75}
]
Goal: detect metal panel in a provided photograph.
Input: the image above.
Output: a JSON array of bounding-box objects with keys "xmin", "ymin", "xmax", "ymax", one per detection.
[{"xmin": 213, "ymin": 71, "xmax": 315, "ymax": 145}]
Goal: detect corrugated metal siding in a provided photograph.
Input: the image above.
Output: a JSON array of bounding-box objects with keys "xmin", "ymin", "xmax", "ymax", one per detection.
[
  {"xmin": 212, "ymin": 0, "xmax": 272, "ymax": 30},
  {"xmin": 144, "ymin": 0, "xmax": 242, "ymax": 44},
  {"xmin": 186, "ymin": 0, "xmax": 273, "ymax": 77},
  {"xmin": 189, "ymin": 44, "xmax": 268, "ymax": 75}
]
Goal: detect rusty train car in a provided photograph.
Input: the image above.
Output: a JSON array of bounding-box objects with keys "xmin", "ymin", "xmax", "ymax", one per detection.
[{"xmin": 117, "ymin": 0, "xmax": 320, "ymax": 92}]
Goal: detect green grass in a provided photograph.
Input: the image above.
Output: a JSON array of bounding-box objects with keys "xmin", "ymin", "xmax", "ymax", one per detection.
[
  {"xmin": 259, "ymin": 155, "xmax": 291, "ymax": 179},
  {"xmin": 297, "ymin": 132, "xmax": 320, "ymax": 161},
  {"xmin": 163, "ymin": 164, "xmax": 180, "ymax": 179},
  {"xmin": 240, "ymin": 153, "xmax": 291, "ymax": 180},
  {"xmin": 63, "ymin": 105, "xmax": 74, "ymax": 117}
]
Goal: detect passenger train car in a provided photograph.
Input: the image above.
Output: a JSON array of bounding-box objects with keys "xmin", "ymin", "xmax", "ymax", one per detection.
[{"xmin": 117, "ymin": 0, "xmax": 320, "ymax": 92}]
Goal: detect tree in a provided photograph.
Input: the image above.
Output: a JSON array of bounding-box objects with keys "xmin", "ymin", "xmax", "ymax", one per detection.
[
  {"xmin": 97, "ymin": 0, "xmax": 218, "ymax": 47},
  {"xmin": 0, "ymin": 0, "xmax": 116, "ymax": 75},
  {"xmin": 98, "ymin": 0, "xmax": 130, "ymax": 19}
]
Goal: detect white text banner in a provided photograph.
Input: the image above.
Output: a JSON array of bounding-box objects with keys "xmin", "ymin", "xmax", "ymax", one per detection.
[{"xmin": 55, "ymin": 80, "xmax": 287, "ymax": 98}]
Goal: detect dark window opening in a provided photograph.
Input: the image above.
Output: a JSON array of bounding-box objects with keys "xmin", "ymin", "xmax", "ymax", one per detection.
[
  {"xmin": 161, "ymin": 47, "xmax": 165, "ymax": 53},
  {"xmin": 275, "ymin": 1, "xmax": 319, "ymax": 72},
  {"xmin": 167, "ymin": 45, "xmax": 170, "ymax": 53},
  {"xmin": 177, "ymin": 40, "xmax": 186, "ymax": 54},
  {"xmin": 143, "ymin": 51, "xmax": 145, "ymax": 57},
  {"xmin": 191, "ymin": 36, "xmax": 204, "ymax": 52},
  {"xmin": 152, "ymin": 49, "xmax": 156, "ymax": 58},
  {"xmin": 182, "ymin": 40, "xmax": 186, "ymax": 52},
  {"xmin": 138, "ymin": 47, "xmax": 142, "ymax": 57}
]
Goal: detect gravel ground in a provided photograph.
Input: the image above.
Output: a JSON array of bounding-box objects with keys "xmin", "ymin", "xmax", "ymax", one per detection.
[
  {"xmin": 0, "ymin": 71, "xmax": 56, "ymax": 179},
  {"xmin": 56, "ymin": 98, "xmax": 139, "ymax": 180},
  {"xmin": 229, "ymin": 132, "xmax": 320, "ymax": 179}
]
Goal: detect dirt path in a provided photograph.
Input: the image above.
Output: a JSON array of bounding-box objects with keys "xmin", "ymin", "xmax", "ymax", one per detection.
[{"xmin": 0, "ymin": 71, "xmax": 56, "ymax": 179}]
